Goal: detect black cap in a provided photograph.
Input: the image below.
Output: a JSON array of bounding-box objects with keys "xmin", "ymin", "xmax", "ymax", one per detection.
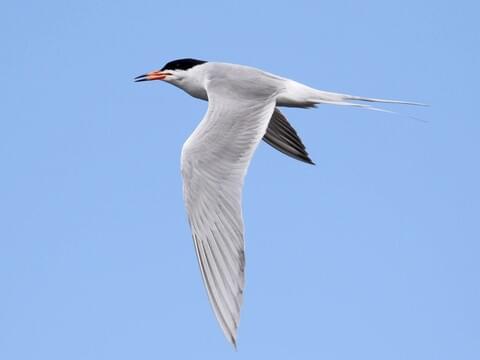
[{"xmin": 160, "ymin": 58, "xmax": 207, "ymax": 71}]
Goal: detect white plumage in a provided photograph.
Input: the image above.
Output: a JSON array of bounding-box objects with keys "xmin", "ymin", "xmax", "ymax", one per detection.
[{"xmin": 135, "ymin": 59, "xmax": 424, "ymax": 347}]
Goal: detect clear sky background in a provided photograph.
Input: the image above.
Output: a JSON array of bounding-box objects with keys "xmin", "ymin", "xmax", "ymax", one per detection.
[{"xmin": 1, "ymin": 1, "xmax": 479, "ymax": 359}]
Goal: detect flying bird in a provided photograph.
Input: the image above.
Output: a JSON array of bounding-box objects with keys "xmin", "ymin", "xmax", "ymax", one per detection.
[{"xmin": 134, "ymin": 58, "xmax": 423, "ymax": 347}]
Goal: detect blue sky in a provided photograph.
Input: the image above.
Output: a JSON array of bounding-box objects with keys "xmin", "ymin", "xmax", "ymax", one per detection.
[{"xmin": 1, "ymin": 0, "xmax": 479, "ymax": 358}]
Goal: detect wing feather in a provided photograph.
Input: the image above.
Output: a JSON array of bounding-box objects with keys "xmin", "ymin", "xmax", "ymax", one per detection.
[
  {"xmin": 263, "ymin": 108, "xmax": 314, "ymax": 164},
  {"xmin": 181, "ymin": 77, "xmax": 278, "ymax": 346}
]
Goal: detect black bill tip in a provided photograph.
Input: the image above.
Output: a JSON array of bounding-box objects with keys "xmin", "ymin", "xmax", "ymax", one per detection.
[{"xmin": 134, "ymin": 74, "xmax": 148, "ymax": 82}]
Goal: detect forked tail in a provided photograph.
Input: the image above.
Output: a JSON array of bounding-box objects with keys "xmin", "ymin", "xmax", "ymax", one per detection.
[
  {"xmin": 310, "ymin": 89, "xmax": 427, "ymax": 112},
  {"xmin": 277, "ymin": 80, "xmax": 427, "ymax": 117}
]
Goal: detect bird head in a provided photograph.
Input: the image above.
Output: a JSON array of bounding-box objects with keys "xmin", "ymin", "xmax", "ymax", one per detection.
[{"xmin": 134, "ymin": 58, "xmax": 207, "ymax": 85}]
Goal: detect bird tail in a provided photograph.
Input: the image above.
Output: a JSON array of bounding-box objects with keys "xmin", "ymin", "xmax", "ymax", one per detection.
[
  {"xmin": 312, "ymin": 89, "xmax": 425, "ymax": 106},
  {"xmin": 310, "ymin": 90, "xmax": 428, "ymax": 122},
  {"xmin": 277, "ymin": 80, "xmax": 427, "ymax": 116},
  {"xmin": 296, "ymin": 86, "xmax": 428, "ymax": 121}
]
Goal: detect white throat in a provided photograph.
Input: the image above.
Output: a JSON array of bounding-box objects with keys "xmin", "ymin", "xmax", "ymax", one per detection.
[{"xmin": 168, "ymin": 65, "xmax": 208, "ymax": 101}]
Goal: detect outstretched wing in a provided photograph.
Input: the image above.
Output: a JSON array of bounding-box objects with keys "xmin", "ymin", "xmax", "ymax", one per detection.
[
  {"xmin": 263, "ymin": 108, "xmax": 314, "ymax": 165},
  {"xmin": 181, "ymin": 76, "xmax": 278, "ymax": 346}
]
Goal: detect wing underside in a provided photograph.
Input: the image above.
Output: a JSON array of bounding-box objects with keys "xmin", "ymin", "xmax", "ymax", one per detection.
[
  {"xmin": 181, "ymin": 75, "xmax": 279, "ymax": 346},
  {"xmin": 263, "ymin": 108, "xmax": 314, "ymax": 165}
]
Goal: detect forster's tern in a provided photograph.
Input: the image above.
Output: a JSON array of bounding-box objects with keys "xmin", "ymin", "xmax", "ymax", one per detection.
[{"xmin": 135, "ymin": 58, "xmax": 423, "ymax": 347}]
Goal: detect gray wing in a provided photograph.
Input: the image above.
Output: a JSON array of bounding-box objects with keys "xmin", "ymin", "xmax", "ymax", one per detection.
[
  {"xmin": 263, "ymin": 108, "xmax": 314, "ymax": 165},
  {"xmin": 181, "ymin": 76, "xmax": 278, "ymax": 347}
]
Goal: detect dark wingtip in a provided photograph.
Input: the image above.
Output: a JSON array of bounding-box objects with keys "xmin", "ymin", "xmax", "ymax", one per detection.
[
  {"xmin": 298, "ymin": 155, "xmax": 315, "ymax": 165},
  {"xmin": 263, "ymin": 109, "xmax": 316, "ymax": 166}
]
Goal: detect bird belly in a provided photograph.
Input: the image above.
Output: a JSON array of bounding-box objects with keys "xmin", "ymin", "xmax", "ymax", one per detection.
[{"xmin": 276, "ymin": 80, "xmax": 319, "ymax": 108}]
